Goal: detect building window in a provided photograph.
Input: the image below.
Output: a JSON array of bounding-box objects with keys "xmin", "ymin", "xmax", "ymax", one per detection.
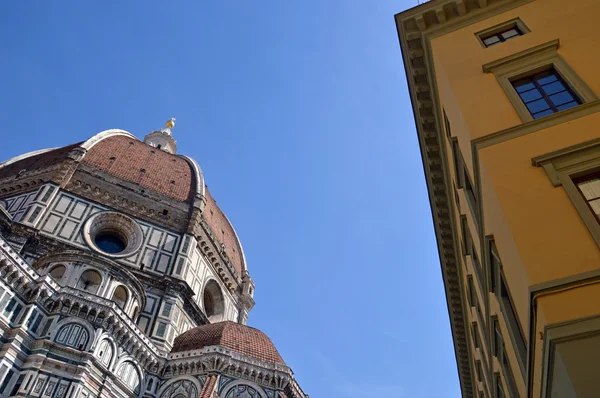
[
  {"xmin": 483, "ymin": 39, "xmax": 597, "ymax": 123},
  {"xmin": 533, "ymin": 139, "xmax": 600, "ymax": 248},
  {"xmin": 472, "ymin": 322, "xmax": 480, "ymax": 349},
  {"xmin": 464, "ymin": 170, "xmax": 480, "ymax": 225},
  {"xmin": 498, "ymin": 273, "xmax": 527, "ymax": 374},
  {"xmin": 488, "ymin": 239, "xmax": 501, "ymax": 293},
  {"xmin": 495, "ymin": 374, "xmax": 505, "ymax": 398},
  {"xmin": 76, "ymin": 270, "xmax": 102, "ymax": 295},
  {"xmin": 451, "ymin": 139, "xmax": 463, "ymax": 189},
  {"xmin": 96, "ymin": 339, "xmax": 114, "ymax": 367},
  {"xmin": 116, "ymin": 361, "xmax": 140, "ymax": 393},
  {"xmin": 574, "ymin": 172, "xmax": 600, "ymax": 223},
  {"xmin": 54, "ymin": 323, "xmax": 89, "ymax": 350},
  {"xmin": 443, "ymin": 108, "xmax": 452, "ymax": 139},
  {"xmin": 476, "ymin": 360, "xmax": 483, "ymax": 383},
  {"xmin": 203, "ymin": 280, "xmax": 225, "ymax": 321},
  {"xmin": 225, "ymin": 385, "xmax": 260, "ymax": 398},
  {"xmin": 461, "ymin": 216, "xmax": 484, "ymax": 289},
  {"xmin": 467, "ymin": 276, "xmax": 476, "ymax": 308},
  {"xmin": 542, "ymin": 317, "xmax": 600, "ymax": 397},
  {"xmin": 0, "ymin": 370, "xmax": 14, "ymax": 395},
  {"xmin": 512, "ymin": 68, "xmax": 581, "ymax": 119},
  {"xmin": 476, "ymin": 18, "xmax": 529, "ymax": 48},
  {"xmin": 481, "ymin": 25, "xmax": 523, "ymax": 47},
  {"xmin": 111, "ymin": 285, "xmax": 128, "ymax": 310},
  {"xmin": 492, "ymin": 319, "xmax": 520, "ymax": 397},
  {"xmin": 48, "ymin": 264, "xmax": 67, "ymax": 286}
]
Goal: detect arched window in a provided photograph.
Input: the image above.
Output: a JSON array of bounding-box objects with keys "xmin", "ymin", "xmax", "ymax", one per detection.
[
  {"xmin": 76, "ymin": 270, "xmax": 102, "ymax": 294},
  {"xmin": 54, "ymin": 323, "xmax": 89, "ymax": 350},
  {"xmin": 111, "ymin": 285, "xmax": 128, "ymax": 309},
  {"xmin": 95, "ymin": 339, "xmax": 113, "ymax": 367},
  {"xmin": 159, "ymin": 380, "xmax": 198, "ymax": 398},
  {"xmin": 131, "ymin": 304, "xmax": 139, "ymax": 320},
  {"xmin": 117, "ymin": 361, "xmax": 141, "ymax": 394},
  {"xmin": 225, "ymin": 385, "xmax": 261, "ymax": 398},
  {"xmin": 49, "ymin": 265, "xmax": 66, "ymax": 285},
  {"xmin": 203, "ymin": 280, "xmax": 224, "ymax": 320}
]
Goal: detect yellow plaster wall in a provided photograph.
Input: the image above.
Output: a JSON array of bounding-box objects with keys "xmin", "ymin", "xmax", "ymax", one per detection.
[
  {"xmin": 432, "ymin": 0, "xmax": 600, "ymax": 140},
  {"xmin": 428, "ymin": 0, "xmax": 600, "ymax": 394},
  {"xmin": 479, "ymin": 117, "xmax": 600, "ymax": 284}
]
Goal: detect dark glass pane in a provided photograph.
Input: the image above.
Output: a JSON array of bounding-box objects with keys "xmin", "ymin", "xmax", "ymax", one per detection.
[
  {"xmin": 541, "ymin": 80, "xmax": 566, "ymax": 95},
  {"xmin": 549, "ymin": 91, "xmax": 575, "ymax": 106},
  {"xmin": 514, "ymin": 80, "xmax": 535, "ymax": 93},
  {"xmin": 519, "ymin": 88, "xmax": 542, "ymax": 103},
  {"xmin": 484, "ymin": 36, "xmax": 500, "ymax": 46},
  {"xmin": 532, "ymin": 109, "xmax": 555, "ymax": 119},
  {"xmin": 501, "ymin": 29, "xmax": 519, "ymax": 39},
  {"xmin": 535, "ymin": 72, "xmax": 558, "ymax": 85},
  {"xmin": 95, "ymin": 233, "xmax": 126, "ymax": 254},
  {"xmin": 526, "ymin": 98, "xmax": 551, "ymax": 113},
  {"xmin": 556, "ymin": 101, "xmax": 579, "ymax": 111}
]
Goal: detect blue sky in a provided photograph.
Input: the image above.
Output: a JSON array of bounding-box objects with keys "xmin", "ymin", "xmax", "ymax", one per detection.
[{"xmin": 0, "ymin": 1, "xmax": 459, "ymax": 397}]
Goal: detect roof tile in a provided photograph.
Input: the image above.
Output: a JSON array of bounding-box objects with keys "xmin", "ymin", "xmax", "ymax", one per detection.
[{"xmin": 172, "ymin": 321, "xmax": 285, "ymax": 365}]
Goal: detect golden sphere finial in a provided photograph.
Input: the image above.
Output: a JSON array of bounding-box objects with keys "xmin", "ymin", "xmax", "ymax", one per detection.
[{"xmin": 165, "ymin": 117, "xmax": 176, "ymax": 129}]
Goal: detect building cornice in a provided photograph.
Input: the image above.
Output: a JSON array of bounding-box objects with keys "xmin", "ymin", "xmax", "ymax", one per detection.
[
  {"xmin": 394, "ymin": 1, "xmax": 534, "ymax": 396},
  {"xmin": 165, "ymin": 347, "xmax": 306, "ymax": 397}
]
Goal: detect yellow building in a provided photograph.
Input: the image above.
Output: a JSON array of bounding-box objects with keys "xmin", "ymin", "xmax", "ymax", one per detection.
[{"xmin": 395, "ymin": 1, "xmax": 600, "ymax": 397}]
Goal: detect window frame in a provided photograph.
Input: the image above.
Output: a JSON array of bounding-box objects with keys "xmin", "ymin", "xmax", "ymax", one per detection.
[
  {"xmin": 532, "ymin": 138, "xmax": 600, "ymax": 248},
  {"xmin": 483, "ymin": 39, "xmax": 597, "ymax": 123},
  {"xmin": 491, "ymin": 317, "xmax": 520, "ymax": 397},
  {"xmin": 573, "ymin": 171, "xmax": 600, "ymax": 224},
  {"xmin": 512, "ymin": 69, "xmax": 582, "ymax": 119},
  {"xmin": 475, "ymin": 18, "xmax": 530, "ymax": 48},
  {"xmin": 472, "ymin": 322, "xmax": 480, "ymax": 349},
  {"xmin": 497, "ymin": 271, "xmax": 527, "ymax": 376},
  {"xmin": 541, "ymin": 316, "xmax": 600, "ymax": 397}
]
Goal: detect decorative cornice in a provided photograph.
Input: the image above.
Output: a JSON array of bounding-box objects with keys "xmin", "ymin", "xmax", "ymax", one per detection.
[
  {"xmin": 531, "ymin": 137, "xmax": 600, "ymax": 168},
  {"xmin": 164, "ymin": 348, "xmax": 307, "ymax": 396},
  {"xmin": 395, "ymin": 1, "xmax": 535, "ymax": 396},
  {"xmin": 197, "ymin": 219, "xmax": 242, "ymax": 291},
  {"xmin": 482, "ymin": 39, "xmax": 560, "ymax": 73},
  {"xmin": 0, "ymin": 235, "xmax": 167, "ymax": 370},
  {"xmin": 67, "ymin": 170, "xmax": 189, "ymax": 233},
  {"xmin": 473, "ymin": 100, "xmax": 600, "ymax": 151},
  {"xmin": 0, "ymin": 171, "xmax": 54, "ymax": 198}
]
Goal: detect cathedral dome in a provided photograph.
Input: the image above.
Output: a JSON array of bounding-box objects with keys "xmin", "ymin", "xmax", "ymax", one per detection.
[
  {"xmin": 82, "ymin": 134, "xmax": 195, "ymax": 202},
  {"xmin": 0, "ymin": 129, "xmax": 247, "ymax": 276},
  {"xmin": 171, "ymin": 321, "xmax": 285, "ymax": 364}
]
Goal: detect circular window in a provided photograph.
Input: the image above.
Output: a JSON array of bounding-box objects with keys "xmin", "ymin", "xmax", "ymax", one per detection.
[
  {"xmin": 94, "ymin": 232, "xmax": 127, "ymax": 254},
  {"xmin": 83, "ymin": 211, "xmax": 143, "ymax": 258}
]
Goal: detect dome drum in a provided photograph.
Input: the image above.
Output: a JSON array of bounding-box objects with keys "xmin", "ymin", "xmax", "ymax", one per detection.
[
  {"xmin": 0, "ymin": 126, "xmax": 308, "ymax": 398},
  {"xmin": 35, "ymin": 252, "xmax": 146, "ymax": 319}
]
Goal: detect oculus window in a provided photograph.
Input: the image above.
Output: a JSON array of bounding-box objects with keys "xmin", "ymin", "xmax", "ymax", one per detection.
[{"xmin": 94, "ymin": 232, "xmax": 126, "ymax": 254}]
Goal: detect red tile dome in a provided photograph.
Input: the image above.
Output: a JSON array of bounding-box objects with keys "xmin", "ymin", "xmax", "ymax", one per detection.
[
  {"xmin": 83, "ymin": 134, "xmax": 195, "ymax": 202},
  {"xmin": 0, "ymin": 130, "xmax": 248, "ymax": 276},
  {"xmin": 171, "ymin": 321, "xmax": 285, "ymax": 365}
]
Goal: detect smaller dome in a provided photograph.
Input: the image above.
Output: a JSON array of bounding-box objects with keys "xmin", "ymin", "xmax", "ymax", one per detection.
[{"xmin": 171, "ymin": 321, "xmax": 285, "ymax": 364}]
